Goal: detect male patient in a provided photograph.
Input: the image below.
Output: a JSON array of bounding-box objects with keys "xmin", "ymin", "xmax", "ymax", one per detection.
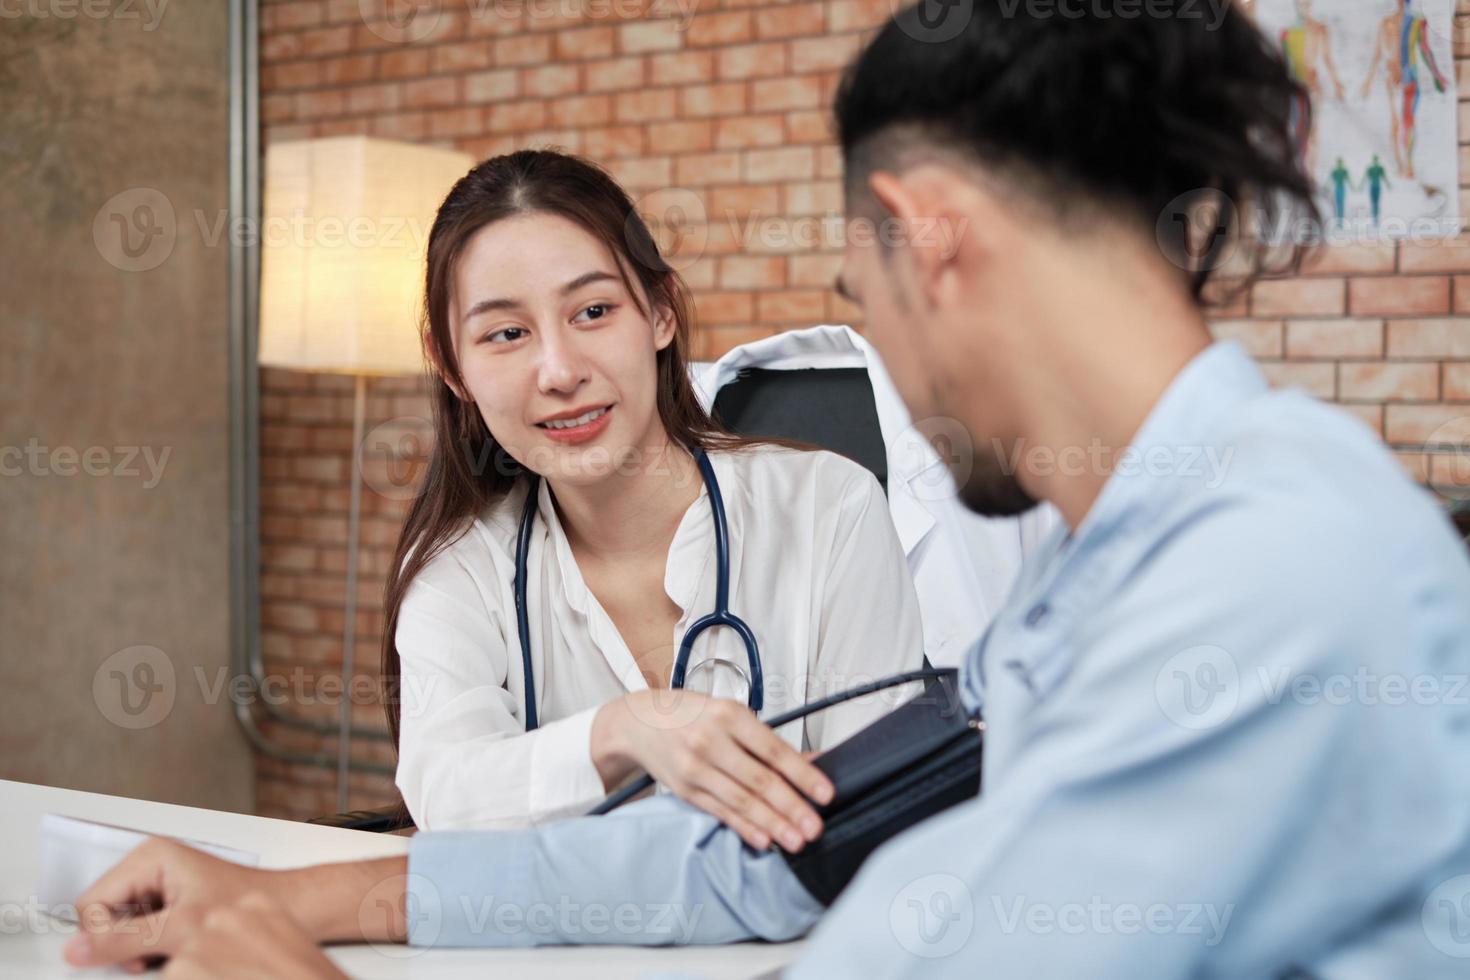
[{"xmin": 66, "ymin": 3, "xmax": 1470, "ymax": 977}]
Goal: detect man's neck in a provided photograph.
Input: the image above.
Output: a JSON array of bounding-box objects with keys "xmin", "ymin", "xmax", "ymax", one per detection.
[
  {"xmin": 1002, "ymin": 252, "xmax": 1214, "ymax": 530},
  {"xmin": 547, "ymin": 438, "xmax": 704, "ymax": 564}
]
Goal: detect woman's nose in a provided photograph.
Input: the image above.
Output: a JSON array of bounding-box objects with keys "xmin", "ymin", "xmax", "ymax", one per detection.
[{"xmin": 536, "ymin": 329, "xmax": 591, "ymax": 394}]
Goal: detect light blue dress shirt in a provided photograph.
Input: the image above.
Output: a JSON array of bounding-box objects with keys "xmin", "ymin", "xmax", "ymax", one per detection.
[{"xmin": 408, "ymin": 341, "xmax": 1470, "ymax": 977}]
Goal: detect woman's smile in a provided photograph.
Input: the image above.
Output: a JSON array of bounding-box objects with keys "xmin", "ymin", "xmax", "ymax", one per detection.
[{"xmin": 535, "ymin": 403, "xmax": 615, "ymax": 445}]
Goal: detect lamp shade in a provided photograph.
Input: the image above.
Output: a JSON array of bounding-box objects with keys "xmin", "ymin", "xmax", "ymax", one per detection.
[{"xmin": 259, "ymin": 136, "xmax": 472, "ymax": 376}]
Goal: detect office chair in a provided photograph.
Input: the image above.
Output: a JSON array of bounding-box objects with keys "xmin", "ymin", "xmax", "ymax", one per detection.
[{"xmin": 309, "ymin": 364, "xmax": 891, "ymax": 832}]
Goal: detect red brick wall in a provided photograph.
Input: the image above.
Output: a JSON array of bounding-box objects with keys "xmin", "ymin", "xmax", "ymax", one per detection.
[{"xmin": 252, "ymin": 0, "xmax": 1470, "ymax": 820}]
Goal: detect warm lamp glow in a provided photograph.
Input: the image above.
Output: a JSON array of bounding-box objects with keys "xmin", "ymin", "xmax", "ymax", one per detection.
[{"xmin": 259, "ymin": 136, "xmax": 472, "ymax": 376}]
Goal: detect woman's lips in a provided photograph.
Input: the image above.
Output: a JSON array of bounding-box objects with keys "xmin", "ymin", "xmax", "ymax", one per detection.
[{"xmin": 537, "ymin": 405, "xmax": 613, "ymax": 445}]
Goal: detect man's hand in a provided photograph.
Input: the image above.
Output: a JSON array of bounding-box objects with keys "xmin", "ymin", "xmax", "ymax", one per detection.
[
  {"xmin": 150, "ymin": 891, "xmax": 346, "ymax": 979},
  {"xmin": 63, "ymin": 836, "xmax": 411, "ymax": 972}
]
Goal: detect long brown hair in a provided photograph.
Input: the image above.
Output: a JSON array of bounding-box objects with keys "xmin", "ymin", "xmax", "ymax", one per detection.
[{"xmin": 381, "ymin": 149, "xmax": 751, "ymax": 747}]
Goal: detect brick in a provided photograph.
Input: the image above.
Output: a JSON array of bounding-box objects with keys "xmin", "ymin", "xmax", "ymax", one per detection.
[
  {"xmin": 718, "ymin": 42, "xmax": 788, "ymax": 80},
  {"xmin": 320, "ymin": 53, "xmax": 376, "ymax": 85},
  {"xmin": 784, "ymin": 180, "xmax": 842, "ymax": 216},
  {"xmin": 646, "ymin": 120, "xmax": 714, "ymax": 153},
  {"xmin": 828, "ymin": 0, "xmax": 891, "ymax": 31},
  {"xmin": 494, "ymin": 34, "xmax": 552, "ymax": 66},
  {"xmin": 701, "ymin": 325, "xmax": 776, "ymax": 359},
  {"xmin": 271, "ymin": 60, "xmax": 323, "ymax": 89},
  {"xmin": 719, "ymin": 255, "xmax": 785, "ymax": 289},
  {"xmin": 298, "ymin": 25, "xmax": 352, "ymax": 57},
  {"xmin": 750, "ymin": 75, "xmax": 823, "ymax": 111},
  {"xmin": 345, "ymin": 83, "xmax": 399, "ymax": 115},
  {"xmin": 583, "ymin": 125, "xmax": 645, "ymax": 158},
  {"xmin": 1259, "ymin": 361, "xmax": 1335, "ymax": 398},
  {"xmin": 620, "ymin": 20, "xmax": 682, "ymax": 53},
  {"xmin": 379, "ymin": 48, "xmax": 428, "ymax": 79},
  {"xmin": 784, "ymin": 110, "xmax": 832, "ymax": 143},
  {"xmin": 464, "ymin": 68, "xmax": 519, "ymax": 103},
  {"xmin": 431, "ymin": 40, "xmax": 493, "ymax": 73},
  {"xmin": 1455, "ymin": 276, "xmax": 1470, "ymax": 314},
  {"xmin": 1338, "ymin": 362, "xmax": 1440, "ymax": 402},
  {"xmin": 615, "ymin": 89, "xmax": 677, "ymax": 123},
  {"xmin": 488, "ymin": 100, "xmax": 547, "ymax": 132},
  {"xmin": 709, "ymin": 184, "xmax": 781, "ymax": 219},
  {"xmin": 549, "ymin": 94, "xmax": 612, "ymax": 128},
  {"xmin": 1207, "ymin": 319, "xmax": 1284, "ymax": 358},
  {"xmin": 743, "ymin": 146, "xmax": 815, "ymax": 182},
  {"xmin": 757, "ymin": 289, "xmax": 827, "ymax": 324},
  {"xmin": 687, "ymin": 10, "xmax": 752, "ymax": 47},
  {"xmin": 788, "ymin": 252, "xmax": 843, "ymax": 288},
  {"xmin": 1349, "ymin": 276, "xmax": 1450, "ymax": 316},
  {"xmin": 1299, "ymin": 242, "xmax": 1396, "ymax": 275},
  {"xmin": 1337, "ymin": 403, "xmax": 1384, "ymax": 437},
  {"xmin": 370, "ymin": 111, "xmax": 428, "ymax": 141},
  {"xmin": 402, "ymin": 77, "xmax": 458, "ymax": 108},
  {"xmin": 556, "ymin": 26, "xmax": 615, "ymax": 60},
  {"xmin": 296, "ymin": 90, "xmax": 346, "ymax": 119},
  {"xmin": 681, "ymin": 81, "xmax": 747, "ymax": 118},
  {"xmin": 1386, "ymin": 405, "xmax": 1470, "ymax": 442},
  {"xmin": 586, "ymin": 56, "xmax": 645, "ymax": 92},
  {"xmin": 522, "ymin": 64, "xmax": 580, "ymax": 97},
  {"xmin": 1251, "ymin": 278, "xmax": 1345, "ymax": 317},
  {"xmin": 605, "ymin": 155, "xmax": 673, "ymax": 190},
  {"xmin": 429, "ymin": 107, "xmax": 485, "ymax": 138},
  {"xmin": 1386, "ymin": 318, "xmax": 1470, "ymax": 357},
  {"xmin": 1284, "ymin": 318, "xmax": 1383, "ymax": 359},
  {"xmin": 754, "ymin": 2, "xmax": 824, "ymax": 39},
  {"xmin": 1400, "ymin": 237, "xmax": 1470, "ymax": 274},
  {"xmin": 696, "ymin": 291, "xmax": 755, "ymax": 324},
  {"xmin": 1447, "ymin": 364, "xmax": 1470, "ymax": 400},
  {"xmin": 675, "ymin": 151, "xmax": 742, "ymax": 185},
  {"xmin": 789, "ymin": 33, "xmax": 861, "ymax": 72},
  {"xmin": 715, "ymin": 114, "xmax": 785, "ymax": 149},
  {"xmin": 650, "ymin": 50, "xmax": 715, "ymax": 86}
]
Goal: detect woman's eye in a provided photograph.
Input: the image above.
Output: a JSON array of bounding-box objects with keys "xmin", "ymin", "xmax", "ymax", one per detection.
[
  {"xmin": 573, "ymin": 303, "xmax": 615, "ymax": 323},
  {"xmin": 485, "ymin": 326, "xmax": 528, "ymax": 344}
]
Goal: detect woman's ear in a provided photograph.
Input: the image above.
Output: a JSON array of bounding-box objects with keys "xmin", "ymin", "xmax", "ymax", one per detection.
[
  {"xmin": 651, "ymin": 300, "xmax": 677, "ymax": 352},
  {"xmin": 423, "ymin": 329, "xmax": 471, "ymax": 402}
]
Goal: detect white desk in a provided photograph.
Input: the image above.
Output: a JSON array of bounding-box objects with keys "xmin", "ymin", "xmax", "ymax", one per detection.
[{"xmin": 0, "ymin": 779, "xmax": 800, "ymax": 979}]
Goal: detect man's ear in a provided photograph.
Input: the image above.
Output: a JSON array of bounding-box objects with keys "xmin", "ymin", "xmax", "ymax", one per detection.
[{"xmin": 867, "ymin": 167, "xmax": 974, "ymax": 311}]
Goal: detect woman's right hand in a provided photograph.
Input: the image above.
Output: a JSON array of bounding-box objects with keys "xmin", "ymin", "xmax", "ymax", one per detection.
[{"xmin": 590, "ymin": 691, "xmax": 834, "ymax": 853}]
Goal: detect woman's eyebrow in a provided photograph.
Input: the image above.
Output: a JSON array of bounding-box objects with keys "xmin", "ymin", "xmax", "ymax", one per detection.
[{"xmin": 462, "ymin": 270, "xmax": 619, "ymax": 320}]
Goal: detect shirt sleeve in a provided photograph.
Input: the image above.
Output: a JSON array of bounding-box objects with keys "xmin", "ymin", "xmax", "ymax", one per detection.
[
  {"xmin": 404, "ymin": 795, "xmax": 824, "ymax": 947},
  {"xmin": 788, "ymin": 501, "xmax": 1470, "ymax": 977},
  {"xmin": 802, "ymin": 466, "xmax": 928, "ymax": 751},
  {"xmin": 394, "ymin": 551, "xmax": 608, "ymax": 831}
]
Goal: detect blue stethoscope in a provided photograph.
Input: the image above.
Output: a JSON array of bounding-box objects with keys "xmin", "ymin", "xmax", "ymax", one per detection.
[{"xmin": 514, "ymin": 447, "xmax": 765, "ymax": 731}]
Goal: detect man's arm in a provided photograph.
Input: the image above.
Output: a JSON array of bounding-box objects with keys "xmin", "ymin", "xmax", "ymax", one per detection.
[{"xmin": 404, "ymin": 794, "xmax": 824, "ymax": 946}]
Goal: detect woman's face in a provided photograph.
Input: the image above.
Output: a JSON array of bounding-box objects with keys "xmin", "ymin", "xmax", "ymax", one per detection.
[{"xmin": 448, "ymin": 211, "xmax": 676, "ymax": 486}]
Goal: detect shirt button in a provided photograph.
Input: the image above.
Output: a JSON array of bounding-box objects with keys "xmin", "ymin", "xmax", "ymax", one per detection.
[{"xmin": 1024, "ymin": 603, "xmax": 1051, "ymax": 628}]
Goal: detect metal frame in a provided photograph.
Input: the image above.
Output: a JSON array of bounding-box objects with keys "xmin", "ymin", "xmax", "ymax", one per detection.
[{"xmin": 227, "ymin": 0, "xmax": 392, "ymax": 777}]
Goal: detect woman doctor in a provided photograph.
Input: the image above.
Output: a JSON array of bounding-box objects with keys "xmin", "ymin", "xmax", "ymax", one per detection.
[{"xmin": 384, "ymin": 149, "xmax": 923, "ymax": 854}]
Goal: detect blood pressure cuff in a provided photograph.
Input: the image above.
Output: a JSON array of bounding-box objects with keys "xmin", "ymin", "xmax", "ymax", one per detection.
[{"xmin": 780, "ymin": 672, "xmax": 983, "ymax": 906}]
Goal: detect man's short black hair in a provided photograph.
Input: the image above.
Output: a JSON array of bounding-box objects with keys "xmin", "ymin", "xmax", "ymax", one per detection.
[{"xmin": 834, "ymin": 0, "xmax": 1320, "ymax": 300}]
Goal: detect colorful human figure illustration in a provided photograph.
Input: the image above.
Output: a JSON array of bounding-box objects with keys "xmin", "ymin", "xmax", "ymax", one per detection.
[
  {"xmin": 1281, "ymin": 0, "xmax": 1346, "ymax": 175},
  {"xmin": 1362, "ymin": 154, "xmax": 1391, "ymax": 225},
  {"xmin": 1361, "ymin": 0, "xmax": 1449, "ymax": 179},
  {"xmin": 1328, "ymin": 157, "xmax": 1357, "ymax": 227}
]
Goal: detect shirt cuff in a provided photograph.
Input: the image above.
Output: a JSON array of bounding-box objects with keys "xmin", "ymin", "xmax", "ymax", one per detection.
[{"xmin": 526, "ymin": 704, "xmax": 606, "ymax": 822}]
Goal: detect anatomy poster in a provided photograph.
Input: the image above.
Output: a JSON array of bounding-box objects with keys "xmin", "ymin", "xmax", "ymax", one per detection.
[{"xmin": 1253, "ymin": 0, "xmax": 1460, "ymax": 239}]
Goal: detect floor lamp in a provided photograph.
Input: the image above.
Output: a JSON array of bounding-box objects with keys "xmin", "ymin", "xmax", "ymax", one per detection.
[{"xmin": 258, "ymin": 136, "xmax": 472, "ymax": 811}]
